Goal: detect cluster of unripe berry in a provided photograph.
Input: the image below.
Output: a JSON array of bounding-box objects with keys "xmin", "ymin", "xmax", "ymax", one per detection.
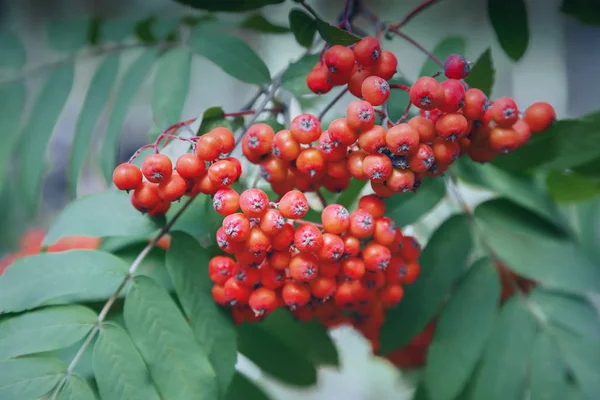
[
  {"xmin": 208, "ymin": 189, "xmax": 421, "ymax": 340},
  {"xmin": 112, "ymin": 127, "xmax": 241, "ymax": 215}
]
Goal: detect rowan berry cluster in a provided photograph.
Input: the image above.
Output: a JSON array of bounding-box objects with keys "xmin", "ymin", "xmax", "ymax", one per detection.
[
  {"xmin": 208, "ymin": 189, "xmax": 421, "ymax": 337},
  {"xmin": 112, "ymin": 127, "xmax": 241, "ymax": 216}
]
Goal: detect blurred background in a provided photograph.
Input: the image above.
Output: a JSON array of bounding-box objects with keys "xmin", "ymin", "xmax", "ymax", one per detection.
[{"xmin": 0, "ymin": 0, "xmax": 599, "ymax": 398}]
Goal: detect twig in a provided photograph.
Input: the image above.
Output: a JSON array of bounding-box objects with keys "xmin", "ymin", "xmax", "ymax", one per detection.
[
  {"xmin": 316, "ymin": 190, "xmax": 328, "ymax": 208},
  {"xmin": 395, "ymin": 101, "xmax": 413, "ymax": 124},
  {"xmin": 318, "ymin": 88, "xmax": 349, "ymax": 121},
  {"xmin": 387, "ymin": 27, "xmax": 443, "ymax": 67},
  {"xmin": 50, "ymin": 194, "xmax": 200, "ymax": 399},
  {"xmin": 388, "ymin": 0, "xmax": 443, "ymax": 30},
  {"xmin": 297, "ymin": 0, "xmax": 320, "ymax": 20},
  {"xmin": 390, "ymin": 83, "xmax": 411, "ymax": 92}
]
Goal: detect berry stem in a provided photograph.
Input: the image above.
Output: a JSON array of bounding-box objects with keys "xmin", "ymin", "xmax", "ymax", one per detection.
[
  {"xmin": 318, "ymin": 88, "xmax": 349, "ymax": 121},
  {"xmin": 128, "ymin": 144, "xmax": 155, "ymax": 163},
  {"xmin": 389, "ymin": 83, "xmax": 411, "ymax": 92},
  {"xmin": 316, "ymin": 189, "xmax": 328, "ymax": 208},
  {"xmin": 297, "ymin": 0, "xmax": 320, "ymax": 20},
  {"xmin": 341, "ymin": 0, "xmax": 353, "ymax": 30},
  {"xmin": 293, "ymin": 219, "xmax": 324, "ymax": 228},
  {"xmin": 223, "ymin": 107, "xmax": 283, "ymax": 118},
  {"xmin": 395, "ymin": 101, "xmax": 413, "ymax": 124},
  {"xmin": 387, "ymin": 27, "xmax": 443, "ymax": 67},
  {"xmin": 49, "ymin": 194, "xmax": 200, "ymax": 399},
  {"xmin": 388, "ymin": 0, "xmax": 443, "ymax": 30}
]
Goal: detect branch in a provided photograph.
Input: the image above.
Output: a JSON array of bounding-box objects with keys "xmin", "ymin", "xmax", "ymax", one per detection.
[
  {"xmin": 318, "ymin": 88, "xmax": 348, "ymax": 121},
  {"xmin": 50, "ymin": 193, "xmax": 200, "ymax": 399},
  {"xmin": 388, "ymin": 0, "xmax": 443, "ymax": 30},
  {"xmin": 387, "ymin": 27, "xmax": 443, "ymax": 67}
]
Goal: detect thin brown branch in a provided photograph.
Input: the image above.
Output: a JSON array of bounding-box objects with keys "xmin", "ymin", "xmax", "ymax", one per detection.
[
  {"xmin": 388, "ymin": 0, "xmax": 444, "ymax": 30},
  {"xmin": 387, "ymin": 27, "xmax": 443, "ymax": 67}
]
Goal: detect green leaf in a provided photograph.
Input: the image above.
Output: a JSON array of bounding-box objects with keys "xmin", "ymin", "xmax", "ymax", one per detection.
[
  {"xmin": 464, "ymin": 48, "xmax": 494, "ymax": 96},
  {"xmin": 166, "ymin": 232, "xmax": 237, "ymax": 396},
  {"xmin": 289, "ymin": 9, "xmax": 317, "ymax": 48},
  {"xmin": 569, "ymin": 196, "xmax": 600, "ymax": 261},
  {"xmin": 559, "ymin": 335, "xmax": 600, "ymax": 399},
  {"xmin": 546, "ymin": 170, "xmax": 600, "ymax": 203},
  {"xmin": 0, "ymin": 82, "xmax": 26, "ymax": 193},
  {"xmin": 424, "ymin": 258, "xmax": 500, "ymax": 400},
  {"xmin": 46, "ymin": 17, "xmax": 91, "ymax": 51},
  {"xmin": 529, "ymin": 288, "xmax": 600, "ymax": 340},
  {"xmin": 0, "ymin": 305, "xmax": 97, "ymax": 360},
  {"xmin": 100, "ymin": 48, "xmax": 158, "ymax": 183},
  {"xmin": 237, "ymin": 322, "xmax": 317, "ymax": 386},
  {"xmin": 476, "ymin": 199, "xmax": 600, "ymax": 293},
  {"xmin": 57, "ymin": 374, "xmax": 96, "ymax": 400},
  {"xmin": 259, "ymin": 309, "xmax": 338, "ymax": 366},
  {"xmin": 93, "ymin": 322, "xmax": 161, "ymax": 400},
  {"xmin": 561, "ymin": 0, "xmax": 600, "ymax": 25},
  {"xmin": 0, "ymin": 250, "xmax": 128, "ymax": 313},
  {"xmin": 44, "ymin": 191, "xmax": 163, "ymax": 245},
  {"xmin": 190, "ymin": 26, "xmax": 271, "ymax": 85},
  {"xmin": 55, "ymin": 336, "xmax": 96, "ymax": 381},
  {"xmin": 316, "ymin": 19, "xmax": 360, "ymax": 46},
  {"xmin": 226, "ymin": 373, "xmax": 271, "ymax": 400},
  {"xmin": 19, "ymin": 64, "xmax": 74, "ymax": 207},
  {"xmin": 100, "ymin": 18, "xmax": 137, "ymax": 42},
  {"xmin": 170, "ymin": 196, "xmax": 223, "ymax": 248},
  {"xmin": 124, "ymin": 276, "xmax": 218, "ymax": 400},
  {"xmin": 386, "ymin": 77, "xmax": 412, "ymax": 121},
  {"xmin": 471, "ymin": 297, "xmax": 536, "ymax": 400},
  {"xmin": 488, "ymin": 0, "xmax": 529, "ymax": 61},
  {"xmin": 197, "ymin": 106, "xmax": 238, "ymax": 136},
  {"xmin": 281, "ymin": 53, "xmax": 320, "ymax": 96},
  {"xmin": 0, "ymin": 357, "xmax": 65, "ymax": 399},
  {"xmin": 453, "ymin": 158, "xmax": 563, "ymax": 228},
  {"xmin": 172, "ymin": 0, "xmax": 284, "ymax": 12},
  {"xmin": 69, "ymin": 54, "xmax": 120, "ymax": 195},
  {"xmin": 151, "ymin": 48, "xmax": 191, "ymax": 131},
  {"xmin": 380, "ymin": 214, "xmax": 473, "ymax": 354},
  {"xmin": 530, "ymin": 331, "xmax": 569, "ymax": 400},
  {"xmin": 335, "ymin": 179, "xmax": 367, "ymax": 209},
  {"xmin": 256, "ymin": 119, "xmax": 285, "ymax": 132},
  {"xmin": 115, "ymin": 244, "xmax": 173, "ymax": 291},
  {"xmin": 0, "ymin": 29, "xmax": 26, "ymax": 68},
  {"xmin": 241, "ymin": 13, "xmax": 289, "ymax": 33},
  {"xmin": 384, "ymin": 178, "xmax": 446, "ymax": 227},
  {"xmin": 420, "ymin": 37, "xmax": 465, "ymax": 79}
]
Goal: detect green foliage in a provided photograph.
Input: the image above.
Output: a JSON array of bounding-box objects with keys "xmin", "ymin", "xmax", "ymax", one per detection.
[
  {"xmin": 380, "ymin": 214, "xmax": 473, "ymax": 354},
  {"xmin": 465, "ymin": 48, "xmax": 495, "ymax": 96},
  {"xmin": 487, "ymin": 0, "xmax": 529, "ymax": 61},
  {"xmin": 241, "ymin": 13, "xmax": 290, "ymax": 33},
  {"xmin": 0, "ymin": 29, "xmax": 26, "ymax": 68},
  {"xmin": 289, "ymin": 9, "xmax": 317, "ymax": 48},
  {"xmin": 315, "ymin": 20, "xmax": 361, "ymax": 46},
  {"xmin": 226, "ymin": 373, "xmax": 272, "ymax": 400},
  {"xmin": 386, "ymin": 77, "xmax": 412, "ymax": 121},
  {"xmin": 561, "ymin": 0, "xmax": 600, "ymax": 25},
  {"xmin": 281, "ymin": 53, "xmax": 320, "ymax": 96},
  {"xmin": 172, "ymin": 0, "xmax": 284, "ymax": 12},
  {"xmin": 423, "ymin": 258, "xmax": 500, "ymax": 400},
  {"xmin": 546, "ymin": 170, "xmax": 600, "ymax": 203},
  {"xmin": 0, "ymin": 357, "xmax": 65, "ymax": 399},
  {"xmin": 56, "ymin": 374, "xmax": 96, "ymax": 400},
  {"xmin": 44, "ymin": 191, "xmax": 163, "ymax": 245},
  {"xmin": 0, "ymin": 82, "xmax": 26, "ymax": 194},
  {"xmin": 384, "ymin": 178, "xmax": 446, "ymax": 226}
]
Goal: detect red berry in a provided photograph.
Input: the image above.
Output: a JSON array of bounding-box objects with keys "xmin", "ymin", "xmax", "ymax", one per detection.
[
  {"xmin": 210, "ymin": 127, "xmax": 235, "ymax": 154},
  {"xmin": 268, "ymin": 250, "xmax": 291, "ymax": 270},
  {"xmin": 213, "ymin": 188, "xmax": 240, "ymax": 216},
  {"xmin": 334, "ymin": 281, "xmax": 359, "ymax": 308},
  {"xmin": 321, "ymin": 204, "xmax": 350, "ymax": 234},
  {"xmin": 328, "ymin": 118, "xmax": 358, "ymax": 146},
  {"xmin": 489, "ymin": 127, "xmax": 519, "ymax": 154},
  {"xmin": 372, "ymin": 50, "xmax": 398, "ymax": 80},
  {"xmin": 290, "ymin": 113, "xmax": 322, "ymax": 144},
  {"xmin": 259, "ymin": 209, "xmax": 285, "ymax": 236},
  {"xmin": 512, "ymin": 119, "xmax": 532, "ymax": 147},
  {"xmin": 113, "ymin": 163, "xmax": 143, "ymax": 191},
  {"xmin": 490, "ymin": 97, "xmax": 519, "ymax": 128},
  {"xmin": 435, "ymin": 113, "xmax": 469, "ymax": 141},
  {"xmin": 278, "ymin": 190, "xmax": 309, "ymax": 219},
  {"xmin": 258, "ymin": 266, "xmax": 283, "ymax": 291},
  {"xmin": 196, "ymin": 173, "xmax": 218, "ymax": 195},
  {"xmin": 224, "ymin": 277, "xmax": 252, "ymax": 305},
  {"xmin": 361, "ymin": 76, "xmax": 390, "ymax": 106},
  {"xmin": 239, "ymin": 188, "xmax": 269, "ymax": 218},
  {"xmin": 196, "ymin": 134, "xmax": 223, "ymax": 161},
  {"xmin": 363, "ymin": 242, "xmax": 391, "ymax": 270},
  {"xmin": 289, "ymin": 253, "xmax": 319, "ymax": 282},
  {"xmin": 410, "ymin": 77, "xmax": 444, "ymax": 110},
  {"xmin": 400, "ymin": 236, "xmax": 421, "ymax": 261},
  {"xmin": 439, "ymin": 79, "xmax": 466, "ymax": 113},
  {"xmin": 444, "ymin": 54, "xmax": 470, "ymax": 80},
  {"xmin": 401, "ymin": 262, "xmax": 421, "ymax": 284},
  {"xmin": 222, "ymin": 213, "xmax": 252, "ymax": 242},
  {"xmin": 358, "ymin": 125, "xmax": 387, "ymax": 154},
  {"xmin": 325, "ymin": 45, "xmax": 356, "ymax": 84},
  {"xmin": 524, "ymin": 102, "xmax": 556, "ymax": 133},
  {"xmin": 209, "ymin": 255, "xmax": 236, "ymax": 285},
  {"xmin": 346, "ymin": 100, "xmax": 376, "ymax": 132},
  {"xmin": 386, "ymin": 169, "xmax": 415, "ymax": 193},
  {"xmin": 311, "ymin": 276, "xmax": 337, "ymax": 300},
  {"xmin": 259, "ymin": 155, "xmax": 288, "ymax": 184},
  {"xmin": 358, "ymin": 194, "xmax": 386, "ymax": 218},
  {"xmin": 294, "ymin": 223, "xmax": 324, "ymax": 253},
  {"xmin": 132, "ymin": 182, "xmax": 160, "ymax": 212},
  {"xmin": 282, "ymin": 282, "xmax": 311, "ymax": 309},
  {"xmin": 208, "ymin": 159, "xmax": 238, "ymax": 188},
  {"xmin": 141, "ymin": 154, "xmax": 172, "ymax": 184},
  {"xmin": 212, "ymin": 285, "xmax": 228, "ymax": 306},
  {"xmin": 386, "ymin": 123, "xmax": 420, "ymax": 155},
  {"xmin": 373, "ymin": 217, "xmax": 398, "ymax": 247},
  {"xmin": 322, "ymin": 174, "xmax": 350, "ymax": 193},
  {"xmin": 381, "ymin": 284, "xmax": 404, "ymax": 308},
  {"xmin": 317, "ymin": 233, "xmax": 345, "ymax": 261},
  {"xmin": 271, "ymin": 222, "xmax": 295, "ymax": 251},
  {"xmin": 176, "ymin": 153, "xmax": 206, "ymax": 179},
  {"xmin": 318, "ymin": 131, "xmax": 347, "ymax": 162},
  {"xmin": 222, "ymin": 156, "xmax": 242, "ymax": 176},
  {"xmin": 347, "ymin": 149, "xmax": 369, "ymax": 180},
  {"xmin": 307, "ymin": 64, "xmax": 333, "ymax": 95},
  {"xmin": 432, "ymin": 137, "xmax": 460, "ymax": 165},
  {"xmin": 158, "ymin": 173, "xmax": 187, "ymax": 202},
  {"xmin": 353, "ymin": 36, "xmax": 381, "ymax": 66},
  {"xmin": 463, "ymin": 88, "xmax": 490, "ymax": 120},
  {"xmin": 296, "ymin": 148, "xmax": 326, "ymax": 177},
  {"xmin": 363, "ymin": 154, "xmax": 393, "ymax": 183},
  {"xmin": 273, "ymin": 129, "xmax": 301, "ymax": 161},
  {"xmin": 249, "ymin": 288, "xmax": 278, "ymax": 317},
  {"xmin": 342, "ymin": 257, "xmax": 366, "ymax": 280},
  {"xmin": 348, "ymin": 209, "xmax": 374, "ymax": 238},
  {"xmin": 408, "ymin": 143, "xmax": 435, "ymax": 173},
  {"xmin": 244, "ymin": 227, "xmax": 271, "ymax": 258},
  {"xmin": 348, "ymin": 66, "xmax": 372, "ymax": 98},
  {"xmin": 148, "ymin": 199, "xmax": 170, "ymax": 217}
]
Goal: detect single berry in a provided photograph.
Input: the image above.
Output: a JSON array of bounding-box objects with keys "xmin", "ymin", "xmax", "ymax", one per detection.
[
  {"xmin": 294, "ymin": 223, "xmax": 324, "ymax": 253},
  {"xmin": 282, "ymin": 282, "xmax": 311, "ymax": 309},
  {"xmin": 358, "ymin": 125, "xmax": 387, "ymax": 154},
  {"xmin": 432, "ymin": 137, "xmax": 460, "ymax": 165},
  {"xmin": 386, "ymin": 168, "xmax": 415, "ymax": 193},
  {"xmin": 243, "ymin": 123, "xmax": 275, "ymax": 156},
  {"xmin": 208, "ymin": 159, "xmax": 239, "ymax": 188},
  {"xmin": 239, "ymin": 188, "xmax": 269, "ymax": 218},
  {"xmin": 347, "ymin": 149, "xmax": 369, "ymax": 180},
  {"xmin": 435, "ymin": 113, "xmax": 469, "ymax": 141},
  {"xmin": 317, "ymin": 233, "xmax": 345, "ymax": 261},
  {"xmin": 353, "ymin": 36, "xmax": 381, "ymax": 66},
  {"xmin": 318, "ymin": 131, "xmax": 347, "ymax": 162},
  {"xmin": 348, "ymin": 209, "xmax": 375, "ymax": 238},
  {"xmin": 289, "ymin": 252, "xmax": 319, "ymax": 282},
  {"xmin": 268, "ymin": 250, "xmax": 291, "ymax": 270},
  {"xmin": 271, "ymin": 222, "xmax": 295, "ymax": 251},
  {"xmin": 346, "ymin": 100, "xmax": 376, "ymax": 132},
  {"xmin": 524, "ymin": 101, "xmax": 556, "ymax": 133},
  {"xmin": 249, "ymin": 287, "xmax": 278, "ymax": 317},
  {"xmin": 358, "ymin": 194, "xmax": 386, "ymax": 218},
  {"xmin": 244, "ymin": 227, "xmax": 271, "ymax": 258},
  {"xmin": 260, "ymin": 155, "xmax": 288, "ymax": 184},
  {"xmin": 132, "ymin": 182, "xmax": 160, "ymax": 212},
  {"xmin": 307, "ymin": 64, "xmax": 334, "ymax": 95},
  {"xmin": 409, "ymin": 77, "xmax": 444, "ymax": 111},
  {"xmin": 363, "ymin": 243, "xmax": 391, "ymax": 270},
  {"xmin": 463, "ymin": 88, "xmax": 490, "ymax": 120},
  {"xmin": 273, "ymin": 129, "xmax": 301, "ymax": 161},
  {"xmin": 296, "ymin": 148, "xmax": 326, "ymax": 177},
  {"xmin": 321, "ymin": 204, "xmax": 350, "ymax": 234},
  {"xmin": 348, "ymin": 65, "xmax": 372, "ymax": 98},
  {"xmin": 408, "ymin": 143, "xmax": 435, "ymax": 173},
  {"xmin": 400, "ymin": 236, "xmax": 421, "ymax": 261},
  {"xmin": 328, "ymin": 118, "xmax": 358, "ymax": 146},
  {"xmin": 342, "ymin": 257, "xmax": 366, "ymax": 280},
  {"xmin": 408, "ymin": 116, "xmax": 437, "ymax": 143},
  {"xmin": 259, "ymin": 209, "xmax": 285, "ymax": 236},
  {"xmin": 210, "ymin": 127, "xmax": 235, "ymax": 154},
  {"xmin": 444, "ymin": 54, "xmax": 470, "ymax": 80},
  {"xmin": 196, "ymin": 134, "xmax": 223, "ymax": 161},
  {"xmin": 372, "ymin": 50, "xmax": 398, "ymax": 80},
  {"xmin": 490, "ymin": 97, "xmax": 519, "ymax": 128},
  {"xmin": 196, "ymin": 173, "xmax": 219, "ymax": 195},
  {"xmin": 158, "ymin": 173, "xmax": 187, "ymax": 202},
  {"xmin": 222, "ymin": 213, "xmax": 252, "ymax": 242},
  {"xmin": 381, "ymin": 284, "xmax": 404, "ymax": 308},
  {"xmin": 176, "ymin": 153, "xmax": 206, "ymax": 179},
  {"xmin": 371, "ymin": 180, "xmax": 395, "ymax": 198},
  {"xmin": 439, "ymin": 79, "xmax": 466, "ymax": 113},
  {"xmin": 512, "ymin": 119, "xmax": 532, "ymax": 147},
  {"xmin": 224, "ymin": 277, "xmax": 252, "ymax": 305},
  {"xmin": 363, "ymin": 154, "xmax": 393, "ymax": 183},
  {"xmin": 141, "ymin": 154, "xmax": 172, "ymax": 184},
  {"xmin": 386, "ymin": 123, "xmax": 420, "ymax": 155},
  {"xmin": 489, "ymin": 127, "xmax": 519, "ymax": 154},
  {"xmin": 310, "ymin": 276, "xmax": 337, "ymax": 300},
  {"xmin": 278, "ymin": 190, "xmax": 309, "ymax": 219},
  {"xmin": 209, "ymin": 255, "xmax": 236, "ymax": 285},
  {"xmin": 113, "ymin": 163, "xmax": 143, "ymax": 191},
  {"xmin": 290, "ymin": 113, "xmax": 322, "ymax": 144},
  {"xmin": 361, "ymin": 76, "xmax": 391, "ymax": 106},
  {"xmin": 213, "ymin": 188, "xmax": 240, "ymax": 216},
  {"xmin": 373, "ymin": 217, "xmax": 398, "ymax": 246}
]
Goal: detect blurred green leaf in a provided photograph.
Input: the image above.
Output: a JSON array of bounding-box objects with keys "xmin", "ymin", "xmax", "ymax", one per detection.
[
  {"xmin": 573, "ymin": 156, "xmax": 600, "ymax": 178},
  {"xmin": 0, "ymin": 250, "xmax": 128, "ymax": 313},
  {"xmin": 93, "ymin": 322, "xmax": 161, "ymax": 400},
  {"xmin": 424, "ymin": 258, "xmax": 500, "ymax": 400},
  {"xmin": 288, "ymin": 9, "xmax": 317, "ymax": 48},
  {"xmin": 226, "ymin": 373, "xmax": 272, "ymax": 400},
  {"xmin": 384, "ymin": 178, "xmax": 446, "ymax": 227},
  {"xmin": 44, "ymin": 191, "xmax": 163, "ymax": 245},
  {"xmin": 380, "ymin": 214, "xmax": 473, "ymax": 354},
  {"xmin": 561, "ymin": 0, "xmax": 600, "ymax": 25},
  {"xmin": 0, "ymin": 305, "xmax": 96, "ymax": 360},
  {"xmin": 241, "ymin": 13, "xmax": 289, "ymax": 33},
  {"xmin": 100, "ymin": 48, "xmax": 158, "ymax": 183},
  {"xmin": 191, "ymin": 26, "xmax": 271, "ymax": 85},
  {"xmin": 46, "ymin": 17, "xmax": 91, "ymax": 51},
  {"xmin": 546, "ymin": 170, "xmax": 600, "ymax": 203},
  {"xmin": 335, "ymin": 178, "xmax": 367, "ymax": 209},
  {"xmin": 151, "ymin": 48, "xmax": 191, "ymax": 131},
  {"xmin": 170, "ymin": 196, "xmax": 222, "ymax": 248},
  {"xmin": 19, "ymin": 64, "xmax": 74, "ymax": 208},
  {"xmin": 87, "ymin": 16, "xmax": 102, "ymax": 46},
  {"xmin": 316, "ymin": 20, "xmax": 360, "ymax": 46},
  {"xmin": 568, "ymin": 196, "xmax": 600, "ymax": 261},
  {"xmin": 0, "ymin": 82, "xmax": 26, "ymax": 193},
  {"xmin": 465, "ymin": 48, "xmax": 494, "ymax": 96},
  {"xmin": 0, "ymin": 29, "xmax": 26, "ymax": 68},
  {"xmin": 100, "ymin": 18, "xmax": 137, "ymax": 42},
  {"xmin": 387, "ymin": 77, "xmax": 412, "ymax": 121},
  {"xmin": 281, "ymin": 53, "xmax": 320, "ymax": 96},
  {"xmin": 472, "ymin": 297, "xmax": 536, "ymax": 400},
  {"xmin": 57, "ymin": 374, "xmax": 96, "ymax": 400},
  {"xmin": 116, "ymin": 244, "xmax": 173, "ymax": 291},
  {"xmin": 124, "ymin": 276, "xmax": 218, "ymax": 399},
  {"xmin": 420, "ymin": 37, "xmax": 465, "ymax": 79},
  {"xmin": 559, "ymin": 335, "xmax": 600, "ymax": 399},
  {"xmin": 256, "ymin": 119, "xmax": 285, "ymax": 131},
  {"xmin": 488, "ymin": 0, "xmax": 529, "ymax": 61},
  {"xmin": 173, "ymin": 0, "xmax": 284, "ymax": 12},
  {"xmin": 134, "ymin": 16, "xmax": 156, "ymax": 42},
  {"xmin": 530, "ymin": 331, "xmax": 569, "ymax": 400},
  {"xmin": 197, "ymin": 106, "xmax": 243, "ymax": 135},
  {"xmin": 475, "ymin": 199, "xmax": 600, "ymax": 293},
  {"xmin": 167, "ymin": 232, "xmax": 237, "ymax": 396},
  {"xmin": 69, "ymin": 55, "xmax": 120, "ymax": 195},
  {"xmin": 0, "ymin": 357, "xmax": 65, "ymax": 399}
]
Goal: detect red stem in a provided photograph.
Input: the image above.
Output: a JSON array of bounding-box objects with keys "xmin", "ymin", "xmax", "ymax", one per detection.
[
  {"xmin": 128, "ymin": 144, "xmax": 155, "ymax": 163},
  {"xmin": 223, "ymin": 107, "xmax": 282, "ymax": 118},
  {"xmin": 294, "ymin": 220, "xmax": 324, "ymax": 228},
  {"xmin": 390, "ymin": 83, "xmax": 411, "ymax": 92},
  {"xmin": 395, "ymin": 101, "xmax": 413, "ymax": 124},
  {"xmin": 374, "ymin": 109, "xmax": 387, "ymax": 118},
  {"xmin": 388, "ymin": 0, "xmax": 443, "ymax": 30}
]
